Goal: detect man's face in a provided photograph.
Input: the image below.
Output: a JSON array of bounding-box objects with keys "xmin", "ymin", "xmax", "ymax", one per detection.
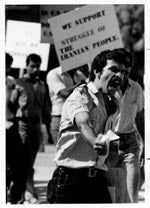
[
  {"xmin": 26, "ymin": 60, "xmax": 40, "ymax": 79},
  {"xmin": 99, "ymin": 59, "xmax": 130, "ymax": 94}
]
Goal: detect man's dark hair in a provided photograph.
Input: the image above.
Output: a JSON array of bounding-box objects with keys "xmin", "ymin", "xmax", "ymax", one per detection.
[
  {"xmin": 6, "ymin": 53, "xmax": 13, "ymax": 68},
  {"xmin": 112, "ymin": 48, "xmax": 132, "ymax": 68},
  {"xmin": 26, "ymin": 53, "xmax": 42, "ymax": 66},
  {"xmin": 90, "ymin": 50, "xmax": 110, "ymax": 81},
  {"xmin": 89, "ymin": 48, "xmax": 132, "ymax": 81}
]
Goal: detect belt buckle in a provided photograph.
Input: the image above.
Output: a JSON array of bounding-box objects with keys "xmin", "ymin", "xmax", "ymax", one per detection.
[{"xmin": 88, "ymin": 167, "xmax": 97, "ymax": 177}]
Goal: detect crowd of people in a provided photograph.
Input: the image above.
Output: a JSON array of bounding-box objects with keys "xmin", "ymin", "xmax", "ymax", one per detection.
[
  {"xmin": 6, "ymin": 48, "xmax": 144, "ymax": 204},
  {"xmin": 5, "ymin": 52, "xmax": 89, "ymax": 203},
  {"xmin": 6, "ymin": 53, "xmax": 52, "ymax": 203},
  {"xmin": 5, "ymin": 4, "xmax": 144, "ymax": 205},
  {"xmin": 115, "ymin": 5, "xmax": 144, "ymax": 89}
]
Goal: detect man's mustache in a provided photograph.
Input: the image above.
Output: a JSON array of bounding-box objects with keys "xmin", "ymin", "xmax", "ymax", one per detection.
[{"xmin": 109, "ymin": 76, "xmax": 121, "ymax": 88}]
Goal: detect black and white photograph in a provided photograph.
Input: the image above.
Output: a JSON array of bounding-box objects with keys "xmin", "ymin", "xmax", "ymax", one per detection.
[{"xmin": 0, "ymin": 0, "xmax": 150, "ymax": 206}]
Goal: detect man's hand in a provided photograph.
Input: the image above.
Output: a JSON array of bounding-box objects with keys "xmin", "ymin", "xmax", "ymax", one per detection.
[{"xmin": 94, "ymin": 134, "xmax": 108, "ymax": 155}]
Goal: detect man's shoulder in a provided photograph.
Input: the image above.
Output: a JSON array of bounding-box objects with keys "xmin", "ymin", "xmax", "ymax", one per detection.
[
  {"xmin": 129, "ymin": 78, "xmax": 143, "ymax": 91},
  {"xmin": 67, "ymin": 84, "xmax": 89, "ymax": 103},
  {"xmin": 63, "ymin": 84, "xmax": 90, "ymax": 110},
  {"xmin": 74, "ymin": 84, "xmax": 88, "ymax": 94},
  {"xmin": 47, "ymin": 66, "xmax": 61, "ymax": 77},
  {"xmin": 16, "ymin": 77, "xmax": 26, "ymax": 84},
  {"xmin": 128, "ymin": 79, "xmax": 144, "ymax": 103},
  {"xmin": 6, "ymin": 75, "xmax": 15, "ymax": 83},
  {"xmin": 6, "ymin": 75, "xmax": 16, "ymax": 89}
]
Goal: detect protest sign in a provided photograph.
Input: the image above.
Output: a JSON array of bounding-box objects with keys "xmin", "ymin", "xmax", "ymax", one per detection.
[
  {"xmin": 6, "ymin": 20, "xmax": 50, "ymax": 71},
  {"xmin": 40, "ymin": 5, "xmax": 84, "ymax": 43},
  {"xmin": 49, "ymin": 5, "xmax": 123, "ymax": 72}
]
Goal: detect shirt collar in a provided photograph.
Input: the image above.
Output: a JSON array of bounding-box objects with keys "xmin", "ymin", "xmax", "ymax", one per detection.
[
  {"xmin": 122, "ymin": 78, "xmax": 131, "ymax": 92},
  {"xmin": 87, "ymin": 82, "xmax": 99, "ymax": 94},
  {"xmin": 23, "ymin": 74, "xmax": 39, "ymax": 83},
  {"xmin": 128, "ymin": 78, "xmax": 131, "ymax": 88}
]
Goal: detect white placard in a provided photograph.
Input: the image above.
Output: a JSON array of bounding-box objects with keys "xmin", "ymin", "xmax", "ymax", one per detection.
[
  {"xmin": 40, "ymin": 5, "xmax": 84, "ymax": 43},
  {"xmin": 6, "ymin": 20, "xmax": 50, "ymax": 71},
  {"xmin": 49, "ymin": 5, "xmax": 123, "ymax": 72}
]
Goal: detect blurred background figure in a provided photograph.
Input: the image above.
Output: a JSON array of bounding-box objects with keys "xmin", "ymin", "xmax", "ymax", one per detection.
[
  {"xmin": 6, "ymin": 53, "xmax": 27, "ymax": 204},
  {"xmin": 9, "ymin": 54, "xmax": 52, "ymax": 203},
  {"xmin": 105, "ymin": 48, "xmax": 144, "ymax": 202},
  {"xmin": 115, "ymin": 6, "xmax": 145, "ymax": 187},
  {"xmin": 46, "ymin": 64, "xmax": 89, "ymax": 145},
  {"xmin": 115, "ymin": 5, "xmax": 144, "ymax": 89}
]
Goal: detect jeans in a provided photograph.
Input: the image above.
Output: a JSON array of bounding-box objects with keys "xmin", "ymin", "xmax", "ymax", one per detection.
[
  {"xmin": 50, "ymin": 116, "xmax": 61, "ymax": 145},
  {"xmin": 47, "ymin": 166, "xmax": 112, "ymax": 203},
  {"xmin": 18, "ymin": 120, "xmax": 41, "ymax": 198},
  {"xmin": 106, "ymin": 131, "xmax": 141, "ymax": 203},
  {"xmin": 6, "ymin": 122, "xmax": 27, "ymax": 203}
]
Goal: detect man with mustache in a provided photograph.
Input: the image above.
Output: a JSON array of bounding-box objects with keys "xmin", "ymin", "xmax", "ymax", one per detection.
[
  {"xmin": 105, "ymin": 48, "xmax": 144, "ymax": 203},
  {"xmin": 47, "ymin": 49, "xmax": 126, "ymax": 203}
]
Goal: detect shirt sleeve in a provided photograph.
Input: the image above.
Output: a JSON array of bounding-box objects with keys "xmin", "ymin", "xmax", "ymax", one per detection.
[
  {"xmin": 46, "ymin": 70, "xmax": 67, "ymax": 95},
  {"xmin": 137, "ymin": 84, "xmax": 144, "ymax": 112},
  {"xmin": 65, "ymin": 88, "xmax": 89, "ymax": 124}
]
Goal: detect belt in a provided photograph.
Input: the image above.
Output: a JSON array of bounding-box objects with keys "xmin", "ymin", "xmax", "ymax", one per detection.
[
  {"xmin": 58, "ymin": 166, "xmax": 99, "ymax": 178},
  {"xmin": 18, "ymin": 117, "xmax": 40, "ymax": 124},
  {"xmin": 116, "ymin": 131, "xmax": 136, "ymax": 140},
  {"xmin": 109, "ymin": 131, "xmax": 137, "ymax": 152}
]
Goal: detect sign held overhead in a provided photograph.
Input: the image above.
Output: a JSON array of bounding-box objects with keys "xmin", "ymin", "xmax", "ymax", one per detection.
[
  {"xmin": 40, "ymin": 5, "xmax": 84, "ymax": 43},
  {"xmin": 6, "ymin": 20, "xmax": 50, "ymax": 71},
  {"xmin": 49, "ymin": 5, "xmax": 123, "ymax": 72}
]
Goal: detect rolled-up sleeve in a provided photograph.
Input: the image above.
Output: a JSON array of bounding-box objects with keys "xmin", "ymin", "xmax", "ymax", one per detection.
[
  {"xmin": 65, "ymin": 89, "xmax": 89, "ymax": 124},
  {"xmin": 47, "ymin": 70, "xmax": 66, "ymax": 95}
]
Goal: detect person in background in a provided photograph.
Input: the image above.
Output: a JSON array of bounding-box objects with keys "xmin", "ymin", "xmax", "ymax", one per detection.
[
  {"xmin": 105, "ymin": 48, "xmax": 144, "ymax": 203},
  {"xmin": 46, "ymin": 65, "xmax": 88, "ymax": 145},
  {"xmin": 46, "ymin": 49, "xmax": 130, "ymax": 203},
  {"xmin": 6, "ymin": 53, "xmax": 27, "ymax": 204},
  {"xmin": 11, "ymin": 54, "xmax": 51, "ymax": 203}
]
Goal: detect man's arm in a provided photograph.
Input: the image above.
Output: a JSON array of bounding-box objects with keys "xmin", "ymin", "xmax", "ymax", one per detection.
[
  {"xmin": 7, "ymin": 79, "xmax": 19, "ymax": 113},
  {"xmin": 75, "ymin": 111, "xmax": 96, "ymax": 147},
  {"xmin": 75, "ymin": 111, "xmax": 107, "ymax": 155},
  {"xmin": 42, "ymin": 84, "xmax": 54, "ymax": 144},
  {"xmin": 136, "ymin": 109, "xmax": 144, "ymax": 140},
  {"xmin": 136, "ymin": 109, "xmax": 145, "ymax": 164}
]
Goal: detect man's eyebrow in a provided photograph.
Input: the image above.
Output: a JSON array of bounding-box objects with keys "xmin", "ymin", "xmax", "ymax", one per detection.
[
  {"xmin": 108, "ymin": 66, "xmax": 119, "ymax": 71},
  {"xmin": 31, "ymin": 64, "xmax": 40, "ymax": 66}
]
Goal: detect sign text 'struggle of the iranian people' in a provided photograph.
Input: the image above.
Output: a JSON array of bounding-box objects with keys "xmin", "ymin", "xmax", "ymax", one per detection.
[{"xmin": 49, "ymin": 5, "xmax": 123, "ymax": 72}]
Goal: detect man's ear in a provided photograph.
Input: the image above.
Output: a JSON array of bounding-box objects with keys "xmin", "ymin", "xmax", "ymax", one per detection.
[
  {"xmin": 95, "ymin": 71, "xmax": 101, "ymax": 79},
  {"xmin": 97, "ymin": 73, "xmax": 101, "ymax": 79},
  {"xmin": 128, "ymin": 67, "xmax": 131, "ymax": 75}
]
